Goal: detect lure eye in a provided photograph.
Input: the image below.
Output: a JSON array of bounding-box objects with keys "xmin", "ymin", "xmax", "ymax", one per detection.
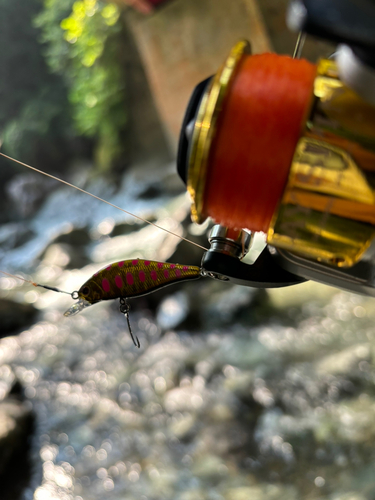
[{"xmin": 81, "ymin": 286, "xmax": 90, "ymax": 296}]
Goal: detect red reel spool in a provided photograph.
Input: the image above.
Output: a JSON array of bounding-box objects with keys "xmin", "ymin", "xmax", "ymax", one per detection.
[{"xmin": 201, "ymin": 51, "xmax": 317, "ymax": 233}]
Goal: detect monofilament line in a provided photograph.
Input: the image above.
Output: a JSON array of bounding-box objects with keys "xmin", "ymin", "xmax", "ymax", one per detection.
[
  {"xmin": 293, "ymin": 31, "xmax": 306, "ymax": 59},
  {"xmin": 0, "ymin": 269, "xmax": 72, "ymax": 295},
  {"xmin": 0, "ymin": 269, "xmax": 39, "ymax": 286},
  {"xmin": 0, "ymin": 152, "xmax": 208, "ymax": 252}
]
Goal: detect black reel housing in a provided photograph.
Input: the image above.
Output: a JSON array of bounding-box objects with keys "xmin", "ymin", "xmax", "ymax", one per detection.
[{"xmin": 177, "ymin": 77, "xmax": 212, "ymax": 185}]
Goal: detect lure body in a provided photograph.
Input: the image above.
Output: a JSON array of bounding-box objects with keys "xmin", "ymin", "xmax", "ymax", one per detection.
[
  {"xmin": 82, "ymin": 259, "xmax": 201, "ymax": 302},
  {"xmin": 65, "ymin": 259, "xmax": 201, "ymax": 316}
]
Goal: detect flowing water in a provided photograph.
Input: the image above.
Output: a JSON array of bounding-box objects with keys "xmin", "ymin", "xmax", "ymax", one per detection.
[{"xmin": 1, "ymin": 160, "xmax": 375, "ymax": 500}]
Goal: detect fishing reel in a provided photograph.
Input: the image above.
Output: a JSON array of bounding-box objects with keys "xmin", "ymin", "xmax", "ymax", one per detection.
[{"xmin": 177, "ymin": 0, "xmax": 375, "ymax": 297}]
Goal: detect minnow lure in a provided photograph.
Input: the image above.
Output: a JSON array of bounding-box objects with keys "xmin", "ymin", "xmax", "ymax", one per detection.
[
  {"xmin": 0, "ymin": 153, "xmax": 206, "ymax": 348},
  {"xmin": 65, "ymin": 258, "xmax": 201, "ymax": 315},
  {"xmin": 64, "ymin": 259, "xmax": 202, "ymax": 347},
  {"xmin": 0, "ymin": 260, "xmax": 201, "ymax": 348}
]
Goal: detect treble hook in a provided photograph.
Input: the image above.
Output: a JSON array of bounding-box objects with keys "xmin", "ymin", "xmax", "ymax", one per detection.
[{"xmin": 119, "ymin": 297, "xmax": 140, "ymax": 348}]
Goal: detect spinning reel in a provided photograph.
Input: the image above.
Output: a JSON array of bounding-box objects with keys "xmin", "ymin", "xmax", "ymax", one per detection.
[{"xmin": 177, "ymin": 0, "xmax": 375, "ymax": 296}]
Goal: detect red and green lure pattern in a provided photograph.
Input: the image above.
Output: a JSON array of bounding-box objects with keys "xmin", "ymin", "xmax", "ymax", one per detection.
[
  {"xmin": 1, "ymin": 260, "xmax": 201, "ymax": 349},
  {"xmin": 0, "ymin": 153, "xmax": 208, "ymax": 349},
  {"xmin": 64, "ymin": 258, "xmax": 201, "ymax": 316},
  {"xmin": 64, "ymin": 259, "xmax": 202, "ymax": 348}
]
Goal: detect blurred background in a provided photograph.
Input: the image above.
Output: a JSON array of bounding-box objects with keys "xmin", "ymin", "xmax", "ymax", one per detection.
[{"xmin": 1, "ymin": 1, "xmax": 375, "ymax": 499}]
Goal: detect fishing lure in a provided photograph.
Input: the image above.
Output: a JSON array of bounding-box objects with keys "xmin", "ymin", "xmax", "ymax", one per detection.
[
  {"xmin": 0, "ymin": 152, "xmax": 206, "ymax": 347},
  {"xmin": 65, "ymin": 258, "xmax": 201, "ymax": 347},
  {"xmin": 1, "ymin": 259, "xmax": 201, "ymax": 348},
  {"xmin": 65, "ymin": 258, "xmax": 201, "ymax": 314},
  {"xmin": 1, "ymin": 260, "xmax": 201, "ymax": 348}
]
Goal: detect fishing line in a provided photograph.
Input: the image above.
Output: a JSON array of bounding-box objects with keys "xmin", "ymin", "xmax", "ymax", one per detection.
[
  {"xmin": 0, "ymin": 269, "xmax": 73, "ymax": 295},
  {"xmin": 292, "ymin": 31, "xmax": 306, "ymax": 59},
  {"xmin": 0, "ymin": 152, "xmax": 209, "ymax": 252},
  {"xmin": 202, "ymin": 51, "xmax": 316, "ymax": 233}
]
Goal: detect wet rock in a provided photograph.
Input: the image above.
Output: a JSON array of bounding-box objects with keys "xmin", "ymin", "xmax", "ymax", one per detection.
[
  {"xmin": 317, "ymin": 343, "xmax": 371, "ymax": 377},
  {"xmin": 331, "ymin": 494, "xmax": 367, "ymax": 500},
  {"xmin": 0, "ymin": 398, "xmax": 34, "ymax": 500},
  {"xmin": 191, "ymin": 454, "xmax": 227, "ymax": 479},
  {"xmin": 0, "ymin": 400, "xmax": 33, "ymax": 468},
  {"xmin": 41, "ymin": 242, "xmax": 90, "ymax": 270},
  {"xmin": 53, "ymin": 227, "xmax": 92, "ymax": 247},
  {"xmin": 223, "ymin": 370, "xmax": 254, "ymax": 396},
  {"xmin": 159, "ymin": 162, "xmax": 188, "ymax": 195},
  {"xmin": 315, "ymin": 396, "xmax": 375, "ymax": 445},
  {"xmin": 266, "ymin": 280, "xmax": 337, "ymax": 311},
  {"xmin": 111, "ymin": 221, "xmax": 146, "ymax": 237},
  {"xmin": 0, "ymin": 223, "xmax": 35, "ymax": 251},
  {"xmin": 223, "ymin": 484, "xmax": 298, "ymax": 500},
  {"xmin": 3, "ymin": 153, "xmax": 375, "ymax": 500},
  {"xmin": 213, "ymin": 337, "xmax": 274, "ymax": 371},
  {"xmin": 0, "ymin": 299, "xmax": 38, "ymax": 337},
  {"xmin": 38, "ymin": 226, "xmax": 93, "ymax": 269},
  {"xmin": 156, "ymin": 291, "xmax": 190, "ymax": 330},
  {"xmin": 6, "ymin": 173, "xmax": 56, "ymax": 218},
  {"xmin": 169, "ymin": 413, "xmax": 196, "ymax": 440},
  {"xmin": 138, "ymin": 184, "xmax": 163, "ymax": 199},
  {"xmin": 0, "ymin": 366, "xmax": 16, "ymax": 401},
  {"xmin": 164, "ymin": 385, "xmax": 207, "ymax": 414},
  {"xmin": 208, "ymin": 402, "xmax": 236, "ymax": 422},
  {"xmin": 201, "ymin": 281, "xmax": 260, "ymax": 326}
]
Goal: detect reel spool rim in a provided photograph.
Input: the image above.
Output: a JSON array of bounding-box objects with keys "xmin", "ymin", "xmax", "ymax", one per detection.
[{"xmin": 187, "ymin": 39, "xmax": 251, "ymax": 224}]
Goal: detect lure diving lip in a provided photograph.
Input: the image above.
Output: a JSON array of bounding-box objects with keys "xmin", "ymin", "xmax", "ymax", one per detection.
[{"xmin": 64, "ymin": 298, "xmax": 93, "ymax": 317}]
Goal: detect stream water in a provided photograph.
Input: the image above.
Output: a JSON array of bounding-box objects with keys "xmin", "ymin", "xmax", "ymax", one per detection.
[{"xmin": 1, "ymin": 160, "xmax": 375, "ymax": 500}]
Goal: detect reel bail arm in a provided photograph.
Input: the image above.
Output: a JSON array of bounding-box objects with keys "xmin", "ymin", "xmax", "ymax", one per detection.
[{"xmin": 201, "ymin": 225, "xmax": 305, "ymax": 288}]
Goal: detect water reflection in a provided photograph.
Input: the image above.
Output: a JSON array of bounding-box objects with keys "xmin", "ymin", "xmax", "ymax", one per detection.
[
  {"xmin": 1, "ymin": 283, "xmax": 373, "ymax": 498},
  {"xmin": 2, "ymin": 172, "xmax": 375, "ymax": 499}
]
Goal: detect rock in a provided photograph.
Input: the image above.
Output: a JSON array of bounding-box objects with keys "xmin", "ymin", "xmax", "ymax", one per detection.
[
  {"xmin": 169, "ymin": 413, "xmax": 196, "ymax": 440},
  {"xmin": 0, "ymin": 400, "xmax": 33, "ymax": 469},
  {"xmin": 6, "ymin": 173, "xmax": 56, "ymax": 218},
  {"xmin": 201, "ymin": 281, "xmax": 260, "ymax": 326},
  {"xmin": 111, "ymin": 221, "xmax": 146, "ymax": 237},
  {"xmin": 208, "ymin": 402, "xmax": 235, "ymax": 422},
  {"xmin": 266, "ymin": 280, "xmax": 337, "ymax": 311},
  {"xmin": 331, "ymin": 493, "xmax": 367, "ymax": 500},
  {"xmin": 41, "ymin": 243, "xmax": 90, "ymax": 270},
  {"xmin": 316, "ymin": 344, "xmax": 371, "ymax": 376},
  {"xmin": 164, "ymin": 385, "xmax": 207, "ymax": 414},
  {"xmin": 35, "ymin": 225, "xmax": 92, "ymax": 270},
  {"xmin": 315, "ymin": 396, "xmax": 375, "ymax": 445},
  {"xmin": 213, "ymin": 337, "xmax": 274, "ymax": 371},
  {"xmin": 0, "ymin": 366, "xmax": 16, "ymax": 401},
  {"xmin": 138, "ymin": 184, "xmax": 163, "ymax": 199},
  {"xmin": 0, "ymin": 223, "xmax": 35, "ymax": 251},
  {"xmin": 53, "ymin": 227, "xmax": 91, "ymax": 247},
  {"xmin": 0, "ymin": 299, "xmax": 38, "ymax": 337},
  {"xmin": 0, "ymin": 398, "xmax": 34, "ymax": 500},
  {"xmin": 191, "ymin": 454, "xmax": 227, "ymax": 479},
  {"xmin": 156, "ymin": 291, "xmax": 190, "ymax": 330},
  {"xmin": 224, "ymin": 484, "xmax": 298, "ymax": 500}
]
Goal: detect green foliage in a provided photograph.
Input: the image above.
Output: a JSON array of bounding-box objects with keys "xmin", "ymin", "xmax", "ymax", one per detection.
[
  {"xmin": 36, "ymin": 0, "xmax": 127, "ymax": 170},
  {"xmin": 0, "ymin": 0, "xmax": 126, "ymax": 173},
  {"xmin": 0, "ymin": 0, "xmax": 79, "ymax": 170}
]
